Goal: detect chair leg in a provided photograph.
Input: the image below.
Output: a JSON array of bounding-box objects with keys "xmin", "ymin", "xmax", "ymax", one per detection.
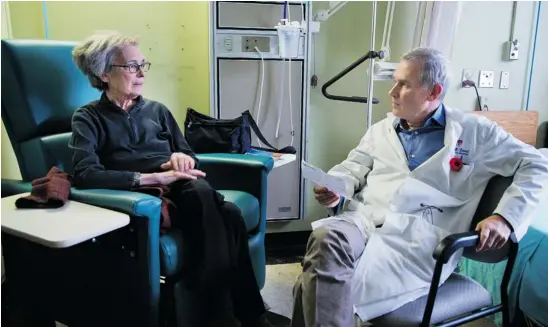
[
  {"xmin": 501, "ymin": 242, "xmax": 519, "ymax": 327},
  {"xmin": 502, "ymin": 306, "xmax": 510, "ymax": 327}
]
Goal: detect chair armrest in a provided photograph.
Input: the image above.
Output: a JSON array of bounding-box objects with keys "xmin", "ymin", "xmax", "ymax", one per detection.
[
  {"xmin": 1, "ymin": 179, "xmax": 32, "ymax": 197},
  {"xmin": 427, "ymin": 231, "xmax": 519, "ymax": 327},
  {"xmin": 423, "ymin": 231, "xmax": 501, "ymax": 326},
  {"xmin": 69, "ymin": 187, "xmax": 163, "ymax": 326},
  {"xmin": 433, "ymin": 231, "xmax": 479, "ymax": 264},
  {"xmin": 196, "ymin": 153, "xmax": 273, "ymax": 235},
  {"xmin": 197, "ymin": 153, "xmax": 274, "ymax": 173},
  {"xmin": 70, "ymin": 188, "xmax": 162, "ymax": 222},
  {"xmin": 1, "ymin": 179, "xmax": 162, "ymax": 221},
  {"xmin": 196, "ymin": 153, "xmax": 274, "ymax": 200}
]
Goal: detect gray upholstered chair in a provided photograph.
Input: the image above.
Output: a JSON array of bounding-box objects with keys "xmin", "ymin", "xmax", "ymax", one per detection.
[{"xmin": 370, "ymin": 175, "xmax": 518, "ymax": 327}]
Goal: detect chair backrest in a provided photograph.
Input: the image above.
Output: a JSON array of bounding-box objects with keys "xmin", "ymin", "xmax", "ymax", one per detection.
[
  {"xmin": 1, "ymin": 39, "xmax": 100, "ymax": 181},
  {"xmin": 463, "ymin": 175, "xmax": 514, "ymax": 263}
]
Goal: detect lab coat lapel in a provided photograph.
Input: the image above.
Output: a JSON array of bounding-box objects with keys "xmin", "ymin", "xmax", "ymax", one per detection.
[
  {"xmin": 443, "ymin": 108, "xmax": 464, "ymax": 150},
  {"xmin": 414, "ymin": 108, "xmax": 464, "ymax": 169},
  {"xmin": 439, "ymin": 108, "xmax": 465, "ymax": 172},
  {"xmin": 384, "ymin": 114, "xmax": 409, "ymax": 167},
  {"xmin": 412, "ymin": 107, "xmax": 464, "ymax": 191}
]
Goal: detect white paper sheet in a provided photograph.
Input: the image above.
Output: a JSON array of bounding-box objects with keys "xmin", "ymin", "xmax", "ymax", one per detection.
[{"xmin": 301, "ymin": 161, "xmax": 353, "ymax": 198}]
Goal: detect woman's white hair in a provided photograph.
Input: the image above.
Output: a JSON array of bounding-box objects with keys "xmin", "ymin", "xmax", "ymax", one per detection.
[
  {"xmin": 402, "ymin": 47, "xmax": 450, "ymax": 100},
  {"xmin": 72, "ymin": 31, "xmax": 139, "ymax": 91}
]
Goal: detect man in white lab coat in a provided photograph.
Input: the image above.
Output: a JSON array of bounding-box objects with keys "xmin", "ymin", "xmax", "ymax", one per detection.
[{"xmin": 290, "ymin": 47, "xmax": 548, "ymax": 327}]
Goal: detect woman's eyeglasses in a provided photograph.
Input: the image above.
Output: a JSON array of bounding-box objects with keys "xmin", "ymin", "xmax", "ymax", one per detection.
[{"xmin": 111, "ymin": 62, "xmax": 151, "ymax": 74}]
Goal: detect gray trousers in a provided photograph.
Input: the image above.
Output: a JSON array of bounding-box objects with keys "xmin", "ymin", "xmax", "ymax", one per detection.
[{"xmin": 291, "ymin": 220, "xmax": 367, "ymax": 327}]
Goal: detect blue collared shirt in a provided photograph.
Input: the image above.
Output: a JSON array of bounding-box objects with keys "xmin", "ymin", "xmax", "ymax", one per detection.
[{"xmin": 396, "ymin": 105, "xmax": 446, "ymax": 171}]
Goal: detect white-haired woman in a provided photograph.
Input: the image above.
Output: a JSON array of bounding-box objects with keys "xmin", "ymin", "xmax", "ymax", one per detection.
[{"xmin": 69, "ymin": 31, "xmax": 267, "ymax": 327}]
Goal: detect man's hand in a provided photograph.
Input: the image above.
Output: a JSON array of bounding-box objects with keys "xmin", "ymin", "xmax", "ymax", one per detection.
[
  {"xmin": 154, "ymin": 169, "xmax": 206, "ymax": 186},
  {"xmin": 474, "ymin": 215, "xmax": 512, "ymax": 252},
  {"xmin": 313, "ymin": 186, "xmax": 340, "ymax": 207},
  {"xmin": 161, "ymin": 153, "xmax": 195, "ymax": 172}
]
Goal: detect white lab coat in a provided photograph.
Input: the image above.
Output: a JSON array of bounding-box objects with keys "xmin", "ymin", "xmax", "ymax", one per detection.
[{"xmin": 312, "ymin": 106, "xmax": 548, "ymax": 322}]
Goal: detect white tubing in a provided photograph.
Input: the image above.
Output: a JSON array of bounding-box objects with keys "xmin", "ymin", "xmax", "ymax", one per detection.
[
  {"xmin": 276, "ymin": 59, "xmax": 286, "ymax": 138},
  {"xmin": 255, "ymin": 46, "xmax": 265, "ymax": 147},
  {"xmin": 289, "ymin": 57, "xmax": 295, "ymax": 146}
]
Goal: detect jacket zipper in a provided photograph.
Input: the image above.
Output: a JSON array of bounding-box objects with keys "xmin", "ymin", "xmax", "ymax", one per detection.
[{"xmin": 126, "ymin": 112, "xmax": 136, "ymax": 143}]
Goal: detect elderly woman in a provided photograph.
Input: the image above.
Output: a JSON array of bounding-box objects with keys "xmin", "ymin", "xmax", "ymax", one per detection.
[{"xmin": 69, "ymin": 31, "xmax": 267, "ymax": 327}]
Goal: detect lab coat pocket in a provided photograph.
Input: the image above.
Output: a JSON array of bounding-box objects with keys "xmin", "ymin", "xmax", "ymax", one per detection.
[
  {"xmin": 351, "ymin": 213, "xmax": 451, "ymax": 308},
  {"xmin": 409, "ymin": 215, "xmax": 452, "ymax": 281},
  {"xmin": 352, "ymin": 214, "xmax": 433, "ymax": 305}
]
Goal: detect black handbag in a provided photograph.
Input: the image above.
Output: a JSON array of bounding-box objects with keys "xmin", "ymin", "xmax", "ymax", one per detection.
[{"xmin": 184, "ymin": 108, "xmax": 297, "ymax": 155}]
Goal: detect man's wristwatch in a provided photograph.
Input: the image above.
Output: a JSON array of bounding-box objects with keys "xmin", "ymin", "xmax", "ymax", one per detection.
[{"xmin": 132, "ymin": 172, "xmax": 141, "ymax": 188}]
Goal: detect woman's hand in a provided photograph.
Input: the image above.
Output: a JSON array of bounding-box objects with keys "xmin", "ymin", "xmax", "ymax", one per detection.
[
  {"xmin": 153, "ymin": 169, "xmax": 206, "ymax": 186},
  {"xmin": 161, "ymin": 152, "xmax": 195, "ymax": 172}
]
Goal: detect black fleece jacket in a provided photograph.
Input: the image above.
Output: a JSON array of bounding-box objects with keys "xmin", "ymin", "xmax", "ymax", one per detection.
[{"xmin": 69, "ymin": 93, "xmax": 197, "ymax": 190}]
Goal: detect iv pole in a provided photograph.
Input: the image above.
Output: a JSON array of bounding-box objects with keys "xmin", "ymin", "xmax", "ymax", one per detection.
[
  {"xmin": 321, "ymin": 1, "xmax": 383, "ymax": 129},
  {"xmin": 366, "ymin": 1, "xmax": 377, "ymax": 129}
]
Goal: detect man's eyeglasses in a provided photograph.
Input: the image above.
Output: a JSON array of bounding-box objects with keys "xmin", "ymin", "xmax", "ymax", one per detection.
[{"xmin": 111, "ymin": 62, "xmax": 151, "ymax": 74}]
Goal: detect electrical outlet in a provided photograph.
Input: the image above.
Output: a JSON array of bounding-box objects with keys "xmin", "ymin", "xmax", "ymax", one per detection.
[
  {"xmin": 499, "ymin": 71, "xmax": 510, "ymax": 89},
  {"xmin": 479, "ymin": 96, "xmax": 489, "ymax": 111},
  {"xmin": 242, "ymin": 36, "xmax": 270, "ymax": 53},
  {"xmin": 479, "ymin": 70, "xmax": 494, "ymax": 88},
  {"xmin": 461, "ymin": 69, "xmax": 475, "ymax": 87},
  {"xmin": 223, "ymin": 36, "xmax": 233, "ymax": 52}
]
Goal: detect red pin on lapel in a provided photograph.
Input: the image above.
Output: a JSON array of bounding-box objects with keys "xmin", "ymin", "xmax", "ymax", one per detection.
[{"xmin": 449, "ymin": 157, "xmax": 463, "ymax": 172}]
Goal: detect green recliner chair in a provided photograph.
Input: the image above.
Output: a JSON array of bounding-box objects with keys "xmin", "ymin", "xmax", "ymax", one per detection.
[{"xmin": 1, "ymin": 39, "xmax": 273, "ymax": 327}]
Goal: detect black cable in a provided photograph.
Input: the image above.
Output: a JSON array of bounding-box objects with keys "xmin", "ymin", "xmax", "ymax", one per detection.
[
  {"xmin": 463, "ymin": 80, "xmax": 484, "ymax": 111},
  {"xmin": 472, "ymin": 84, "xmax": 485, "ymax": 111}
]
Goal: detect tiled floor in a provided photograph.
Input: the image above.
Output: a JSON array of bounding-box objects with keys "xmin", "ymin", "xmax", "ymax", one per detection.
[{"xmin": 261, "ymin": 263, "xmax": 498, "ymax": 327}]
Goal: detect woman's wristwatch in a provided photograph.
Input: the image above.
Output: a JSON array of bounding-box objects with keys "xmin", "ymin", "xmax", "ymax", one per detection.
[{"xmin": 132, "ymin": 172, "xmax": 141, "ymax": 188}]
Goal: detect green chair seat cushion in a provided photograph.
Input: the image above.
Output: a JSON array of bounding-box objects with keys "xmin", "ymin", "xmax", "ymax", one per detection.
[{"xmin": 159, "ymin": 190, "xmax": 259, "ymax": 277}]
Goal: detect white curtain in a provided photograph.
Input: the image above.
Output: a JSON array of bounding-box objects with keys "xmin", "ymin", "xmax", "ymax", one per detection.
[
  {"xmin": 1, "ymin": 1, "xmax": 12, "ymax": 39},
  {"xmin": 413, "ymin": 1, "xmax": 463, "ymax": 59}
]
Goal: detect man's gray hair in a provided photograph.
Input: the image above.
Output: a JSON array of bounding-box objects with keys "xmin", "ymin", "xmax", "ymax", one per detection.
[
  {"xmin": 402, "ymin": 47, "xmax": 450, "ymax": 99},
  {"xmin": 72, "ymin": 31, "xmax": 139, "ymax": 91}
]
